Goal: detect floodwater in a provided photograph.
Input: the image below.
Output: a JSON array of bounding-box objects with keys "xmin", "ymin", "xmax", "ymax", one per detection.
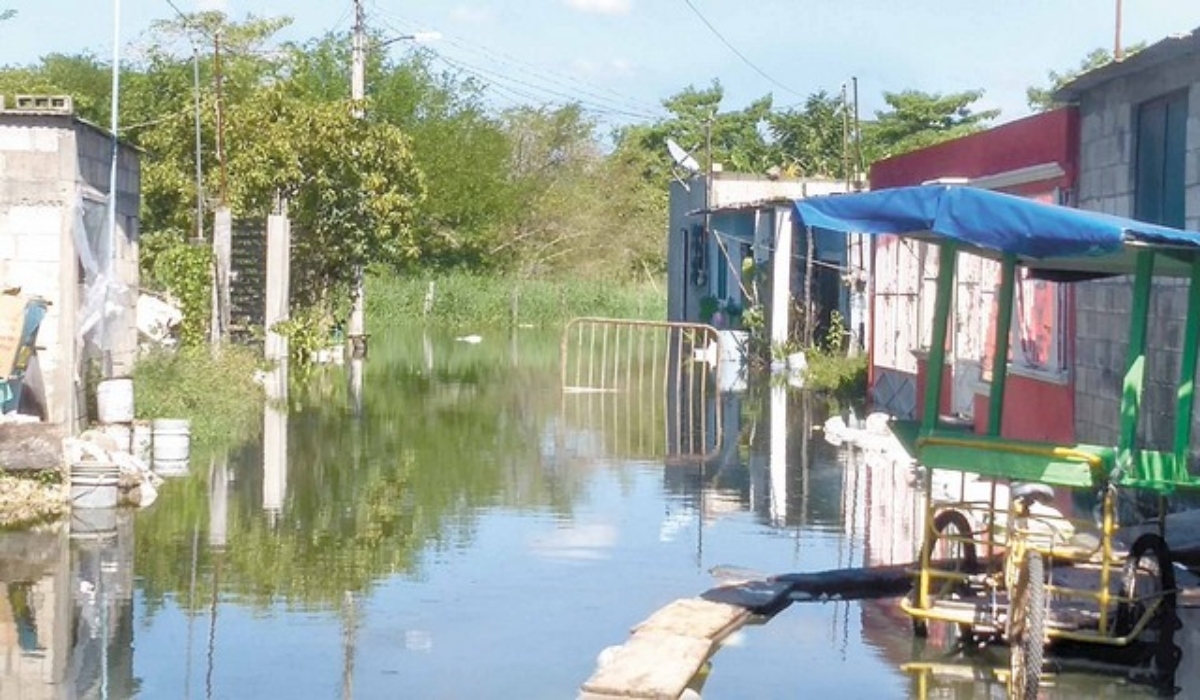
[{"xmin": 2, "ymin": 327, "xmax": 1198, "ymax": 699}]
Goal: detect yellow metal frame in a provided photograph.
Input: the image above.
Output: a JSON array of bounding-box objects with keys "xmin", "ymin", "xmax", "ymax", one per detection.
[{"xmin": 903, "ymin": 483, "xmax": 1168, "ymax": 648}]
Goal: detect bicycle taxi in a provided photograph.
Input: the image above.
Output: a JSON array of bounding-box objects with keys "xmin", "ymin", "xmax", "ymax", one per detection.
[{"xmin": 793, "ymin": 185, "xmax": 1200, "ymax": 698}]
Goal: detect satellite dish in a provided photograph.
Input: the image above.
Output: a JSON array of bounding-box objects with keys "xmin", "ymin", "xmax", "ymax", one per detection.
[{"xmin": 666, "ymin": 138, "xmax": 701, "ymax": 173}]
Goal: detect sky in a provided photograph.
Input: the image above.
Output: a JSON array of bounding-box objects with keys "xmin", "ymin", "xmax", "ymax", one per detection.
[{"xmin": 3, "ymin": 0, "xmax": 1200, "ymax": 131}]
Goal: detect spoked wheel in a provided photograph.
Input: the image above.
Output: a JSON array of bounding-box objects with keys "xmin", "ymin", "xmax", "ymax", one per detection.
[
  {"xmin": 912, "ymin": 509, "xmax": 978, "ymax": 638},
  {"xmin": 1006, "ymin": 549, "xmax": 1044, "ymax": 700},
  {"xmin": 1117, "ymin": 533, "xmax": 1181, "ymax": 685}
]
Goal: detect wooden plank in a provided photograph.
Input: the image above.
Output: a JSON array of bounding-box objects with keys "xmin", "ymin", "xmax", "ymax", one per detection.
[
  {"xmin": 0, "ymin": 295, "xmax": 25, "ymax": 378},
  {"xmin": 633, "ymin": 597, "xmax": 749, "ymax": 641},
  {"xmin": 580, "ymin": 631, "xmax": 712, "ymax": 699},
  {"xmin": 580, "ymin": 597, "xmax": 748, "ymax": 699}
]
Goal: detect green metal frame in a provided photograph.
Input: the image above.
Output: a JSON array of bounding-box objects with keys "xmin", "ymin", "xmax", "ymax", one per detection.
[{"xmin": 905, "ymin": 243, "xmax": 1200, "ymax": 495}]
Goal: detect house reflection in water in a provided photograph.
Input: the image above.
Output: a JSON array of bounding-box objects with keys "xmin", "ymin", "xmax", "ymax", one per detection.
[{"xmin": 0, "ymin": 510, "xmax": 136, "ymax": 699}]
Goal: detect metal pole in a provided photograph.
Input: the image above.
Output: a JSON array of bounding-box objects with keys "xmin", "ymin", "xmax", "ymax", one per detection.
[
  {"xmin": 192, "ymin": 46, "xmax": 204, "ymax": 242},
  {"xmin": 348, "ymin": 0, "xmax": 368, "ymax": 357},
  {"xmin": 101, "ymin": 0, "xmax": 121, "ymax": 379}
]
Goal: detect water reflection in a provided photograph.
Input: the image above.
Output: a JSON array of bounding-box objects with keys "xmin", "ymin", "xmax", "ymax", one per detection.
[
  {"xmin": 0, "ymin": 510, "xmax": 139, "ymax": 699},
  {"xmin": 12, "ymin": 328, "xmax": 1196, "ymax": 698}
]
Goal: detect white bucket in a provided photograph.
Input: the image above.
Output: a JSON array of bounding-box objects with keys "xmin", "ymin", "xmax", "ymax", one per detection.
[
  {"xmin": 132, "ymin": 421, "xmax": 153, "ymax": 462},
  {"xmin": 97, "ymin": 378, "xmax": 135, "ymax": 424},
  {"xmin": 71, "ymin": 462, "xmax": 120, "ymax": 509},
  {"xmin": 153, "ymin": 418, "xmax": 191, "ymax": 475}
]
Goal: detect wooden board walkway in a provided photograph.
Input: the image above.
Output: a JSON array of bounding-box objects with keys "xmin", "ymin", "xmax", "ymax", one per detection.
[{"xmin": 578, "ymin": 597, "xmax": 748, "ymax": 700}]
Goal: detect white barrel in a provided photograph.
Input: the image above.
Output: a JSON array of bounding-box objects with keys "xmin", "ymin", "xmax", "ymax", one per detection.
[
  {"xmin": 152, "ymin": 418, "xmax": 191, "ymax": 475},
  {"xmin": 71, "ymin": 461, "xmax": 120, "ymax": 509},
  {"xmin": 96, "ymin": 378, "xmax": 135, "ymax": 424},
  {"xmin": 132, "ymin": 421, "xmax": 153, "ymax": 462}
]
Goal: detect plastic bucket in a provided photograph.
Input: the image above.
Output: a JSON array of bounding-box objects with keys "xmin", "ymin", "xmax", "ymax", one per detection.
[
  {"xmin": 97, "ymin": 378, "xmax": 135, "ymax": 424},
  {"xmin": 153, "ymin": 418, "xmax": 191, "ymax": 475},
  {"xmin": 71, "ymin": 462, "xmax": 120, "ymax": 509}
]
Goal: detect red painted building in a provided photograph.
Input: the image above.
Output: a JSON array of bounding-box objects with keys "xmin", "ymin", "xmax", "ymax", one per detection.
[{"xmin": 867, "ymin": 108, "xmax": 1080, "ymax": 444}]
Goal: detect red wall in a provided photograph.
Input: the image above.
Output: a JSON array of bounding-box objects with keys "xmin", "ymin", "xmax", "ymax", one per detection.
[
  {"xmin": 972, "ymin": 373, "xmax": 1075, "ymax": 443},
  {"xmin": 870, "ymin": 108, "xmax": 1079, "ymax": 192},
  {"xmin": 872, "ymin": 108, "xmax": 1079, "ymax": 444}
]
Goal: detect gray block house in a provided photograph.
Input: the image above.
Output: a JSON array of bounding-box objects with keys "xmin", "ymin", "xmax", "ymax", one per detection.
[
  {"xmin": 0, "ymin": 96, "xmax": 140, "ymax": 428},
  {"xmin": 1055, "ymin": 28, "xmax": 1200, "ymax": 459}
]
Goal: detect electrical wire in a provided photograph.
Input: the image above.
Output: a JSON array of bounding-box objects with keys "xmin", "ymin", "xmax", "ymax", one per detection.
[
  {"xmin": 367, "ymin": 2, "xmax": 662, "ymax": 121},
  {"xmin": 678, "ymin": 0, "xmax": 803, "ymax": 99}
]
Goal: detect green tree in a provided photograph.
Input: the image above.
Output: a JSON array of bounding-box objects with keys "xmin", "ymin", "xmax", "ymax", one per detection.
[
  {"xmin": 1026, "ymin": 44, "xmax": 1147, "ymax": 112},
  {"xmin": 769, "ymin": 90, "xmax": 851, "ymax": 179},
  {"xmin": 869, "ymin": 89, "xmax": 999, "ymax": 160}
]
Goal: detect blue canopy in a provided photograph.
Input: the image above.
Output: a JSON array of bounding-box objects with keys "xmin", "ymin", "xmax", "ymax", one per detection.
[{"xmin": 793, "ymin": 185, "xmax": 1200, "ymax": 276}]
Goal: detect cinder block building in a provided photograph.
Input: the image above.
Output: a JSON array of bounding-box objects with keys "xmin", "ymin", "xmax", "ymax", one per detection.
[
  {"xmin": 0, "ymin": 96, "xmax": 140, "ymax": 428},
  {"xmin": 1054, "ymin": 29, "xmax": 1200, "ymax": 458}
]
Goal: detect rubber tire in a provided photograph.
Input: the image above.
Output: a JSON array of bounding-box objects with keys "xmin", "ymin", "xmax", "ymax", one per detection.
[
  {"xmin": 1008, "ymin": 550, "xmax": 1045, "ymax": 700},
  {"xmin": 1118, "ymin": 533, "xmax": 1180, "ymax": 684},
  {"xmin": 912, "ymin": 509, "xmax": 978, "ymax": 638}
]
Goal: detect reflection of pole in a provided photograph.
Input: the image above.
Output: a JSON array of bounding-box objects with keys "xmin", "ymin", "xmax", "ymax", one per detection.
[
  {"xmin": 205, "ymin": 557, "xmax": 220, "ymax": 700},
  {"xmin": 768, "ymin": 383, "xmax": 788, "ymax": 525},
  {"xmin": 184, "ymin": 526, "xmax": 198, "ymax": 700},
  {"xmin": 263, "ymin": 368, "xmax": 288, "ymax": 515},
  {"xmin": 208, "ymin": 456, "xmax": 228, "ymax": 549},
  {"xmin": 341, "ymin": 591, "xmax": 358, "ymax": 700},
  {"xmin": 349, "ymin": 357, "xmax": 364, "ymax": 418}
]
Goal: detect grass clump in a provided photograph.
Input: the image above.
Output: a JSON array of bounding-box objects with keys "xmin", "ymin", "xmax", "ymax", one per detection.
[
  {"xmin": 804, "ymin": 351, "xmax": 868, "ymax": 397},
  {"xmin": 133, "ymin": 345, "xmax": 265, "ymax": 449},
  {"xmin": 367, "ymin": 271, "xmax": 665, "ymax": 329}
]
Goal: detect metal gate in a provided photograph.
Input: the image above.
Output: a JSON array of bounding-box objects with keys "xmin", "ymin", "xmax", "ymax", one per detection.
[{"xmin": 560, "ymin": 318, "xmax": 723, "ymax": 463}]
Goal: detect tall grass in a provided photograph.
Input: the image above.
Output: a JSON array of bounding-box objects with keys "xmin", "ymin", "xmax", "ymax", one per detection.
[
  {"xmin": 133, "ymin": 345, "xmax": 265, "ymax": 449},
  {"xmin": 366, "ymin": 272, "xmax": 665, "ymax": 329}
]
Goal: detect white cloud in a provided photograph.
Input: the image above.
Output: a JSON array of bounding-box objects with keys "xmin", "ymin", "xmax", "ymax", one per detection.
[
  {"xmin": 571, "ymin": 58, "xmax": 636, "ymax": 78},
  {"xmin": 528, "ymin": 522, "xmax": 617, "ymax": 562},
  {"xmin": 450, "ymin": 6, "xmax": 493, "ymax": 23},
  {"xmin": 565, "ymin": 0, "xmax": 632, "ymax": 17}
]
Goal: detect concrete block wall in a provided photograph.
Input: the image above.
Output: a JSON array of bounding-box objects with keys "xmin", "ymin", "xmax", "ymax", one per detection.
[
  {"xmin": 0, "ymin": 114, "xmax": 140, "ymax": 427},
  {"xmin": 1073, "ymin": 54, "xmax": 1200, "ymax": 458}
]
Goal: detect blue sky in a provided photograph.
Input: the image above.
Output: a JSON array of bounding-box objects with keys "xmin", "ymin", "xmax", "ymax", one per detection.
[{"xmin": 3, "ymin": 0, "xmax": 1200, "ymax": 128}]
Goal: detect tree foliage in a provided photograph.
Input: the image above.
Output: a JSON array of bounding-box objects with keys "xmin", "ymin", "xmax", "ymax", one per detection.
[
  {"xmin": 0, "ymin": 9, "xmax": 1009, "ymax": 331},
  {"xmin": 1026, "ymin": 44, "xmax": 1147, "ymax": 112},
  {"xmin": 868, "ymin": 89, "xmax": 999, "ymax": 159}
]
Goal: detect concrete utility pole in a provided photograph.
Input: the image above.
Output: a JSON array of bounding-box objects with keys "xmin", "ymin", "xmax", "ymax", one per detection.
[
  {"xmin": 346, "ymin": 0, "xmax": 369, "ymax": 359},
  {"xmin": 211, "ymin": 30, "xmax": 232, "ymax": 349}
]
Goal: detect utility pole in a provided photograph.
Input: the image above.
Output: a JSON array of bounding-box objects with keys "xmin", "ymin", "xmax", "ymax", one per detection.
[
  {"xmin": 210, "ymin": 30, "xmax": 231, "ymax": 348},
  {"xmin": 347, "ymin": 0, "xmax": 368, "ymax": 358},
  {"xmin": 1114, "ymin": 0, "xmax": 1124, "ymax": 61},
  {"xmin": 192, "ymin": 45, "xmax": 204, "ymax": 242}
]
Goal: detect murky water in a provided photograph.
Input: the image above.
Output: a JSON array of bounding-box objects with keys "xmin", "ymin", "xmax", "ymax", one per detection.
[{"xmin": 1, "ymin": 327, "xmax": 1197, "ymax": 699}]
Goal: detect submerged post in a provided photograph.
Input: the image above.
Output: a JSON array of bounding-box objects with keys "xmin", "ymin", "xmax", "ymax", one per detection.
[
  {"xmin": 921, "ymin": 243, "xmax": 956, "ymax": 433},
  {"xmin": 1118, "ymin": 250, "xmax": 1155, "ymax": 473},
  {"xmin": 1174, "ymin": 260, "xmax": 1200, "ymax": 472},
  {"xmin": 987, "ymin": 255, "xmax": 1017, "ymax": 436}
]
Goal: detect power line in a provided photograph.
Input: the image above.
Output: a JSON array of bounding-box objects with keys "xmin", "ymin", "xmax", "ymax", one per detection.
[
  {"xmin": 678, "ymin": 0, "xmax": 803, "ymax": 99},
  {"xmin": 368, "ymin": 2, "xmax": 663, "ymax": 120}
]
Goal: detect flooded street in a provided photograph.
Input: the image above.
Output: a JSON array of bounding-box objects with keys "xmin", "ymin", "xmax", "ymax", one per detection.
[{"xmin": 0, "ymin": 328, "xmax": 1196, "ymax": 699}]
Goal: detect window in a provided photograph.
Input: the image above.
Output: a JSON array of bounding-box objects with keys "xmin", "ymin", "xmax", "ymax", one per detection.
[{"xmin": 1135, "ymin": 92, "xmax": 1187, "ymax": 228}]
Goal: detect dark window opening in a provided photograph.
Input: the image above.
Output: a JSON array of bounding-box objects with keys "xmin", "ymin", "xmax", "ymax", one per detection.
[{"xmin": 1135, "ymin": 92, "xmax": 1187, "ymax": 228}]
